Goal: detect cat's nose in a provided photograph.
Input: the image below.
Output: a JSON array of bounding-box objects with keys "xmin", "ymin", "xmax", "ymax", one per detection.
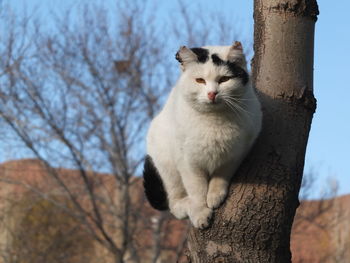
[{"xmin": 207, "ymin": 91, "xmax": 218, "ymax": 102}]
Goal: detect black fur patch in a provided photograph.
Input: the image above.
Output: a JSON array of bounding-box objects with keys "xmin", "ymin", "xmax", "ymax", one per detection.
[
  {"xmin": 211, "ymin": 54, "xmax": 224, "ymax": 66},
  {"xmin": 226, "ymin": 62, "xmax": 249, "ymax": 85},
  {"xmin": 211, "ymin": 54, "xmax": 248, "ymax": 85},
  {"xmin": 175, "ymin": 51, "xmax": 182, "ymax": 63},
  {"xmin": 143, "ymin": 155, "xmax": 169, "ymax": 211},
  {"xmin": 190, "ymin": 47, "xmax": 209, "ymax": 63}
]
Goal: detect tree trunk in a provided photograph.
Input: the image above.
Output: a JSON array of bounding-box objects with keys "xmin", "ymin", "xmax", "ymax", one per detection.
[{"xmin": 186, "ymin": 0, "xmax": 319, "ymax": 262}]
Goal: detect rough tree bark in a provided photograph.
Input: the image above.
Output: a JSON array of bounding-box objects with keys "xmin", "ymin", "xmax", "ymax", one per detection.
[{"xmin": 186, "ymin": 0, "xmax": 319, "ymax": 262}]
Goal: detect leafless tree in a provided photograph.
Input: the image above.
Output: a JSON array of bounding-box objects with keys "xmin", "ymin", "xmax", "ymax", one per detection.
[
  {"xmin": 0, "ymin": 1, "xmax": 246, "ymax": 262},
  {"xmin": 172, "ymin": 0, "xmax": 252, "ymax": 57},
  {"xmin": 0, "ymin": 1, "xmax": 169, "ymax": 262}
]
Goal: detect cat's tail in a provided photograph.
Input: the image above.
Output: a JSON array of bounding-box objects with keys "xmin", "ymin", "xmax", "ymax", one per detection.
[{"xmin": 143, "ymin": 155, "xmax": 169, "ymax": 211}]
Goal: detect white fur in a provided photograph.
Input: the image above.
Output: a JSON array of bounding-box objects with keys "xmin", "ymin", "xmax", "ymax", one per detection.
[{"xmin": 146, "ymin": 45, "xmax": 262, "ymax": 228}]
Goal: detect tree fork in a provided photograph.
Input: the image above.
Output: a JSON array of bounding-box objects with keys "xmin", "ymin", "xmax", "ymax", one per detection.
[{"xmin": 186, "ymin": 0, "xmax": 319, "ymax": 262}]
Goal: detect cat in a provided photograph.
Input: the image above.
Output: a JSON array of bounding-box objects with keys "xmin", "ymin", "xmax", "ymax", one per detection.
[{"xmin": 143, "ymin": 42, "xmax": 262, "ymax": 229}]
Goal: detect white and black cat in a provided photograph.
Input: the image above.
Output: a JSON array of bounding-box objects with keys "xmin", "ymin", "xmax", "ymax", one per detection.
[{"xmin": 143, "ymin": 42, "xmax": 262, "ymax": 228}]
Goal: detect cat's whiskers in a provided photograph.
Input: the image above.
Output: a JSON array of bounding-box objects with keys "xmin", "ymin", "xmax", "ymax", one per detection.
[
  {"xmin": 221, "ymin": 95, "xmax": 252, "ymax": 116},
  {"xmin": 221, "ymin": 97, "xmax": 244, "ymax": 121},
  {"xmin": 228, "ymin": 98, "xmax": 250, "ymax": 114},
  {"xmin": 223, "ymin": 99, "xmax": 239, "ymax": 113}
]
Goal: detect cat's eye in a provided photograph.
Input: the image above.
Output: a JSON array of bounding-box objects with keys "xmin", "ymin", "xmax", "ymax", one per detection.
[
  {"xmin": 218, "ymin": 76, "xmax": 231, "ymax": 84},
  {"xmin": 195, "ymin": 78, "xmax": 206, "ymax": 84}
]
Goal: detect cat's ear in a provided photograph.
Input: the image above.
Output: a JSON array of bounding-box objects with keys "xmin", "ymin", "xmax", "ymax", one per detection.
[
  {"xmin": 175, "ymin": 46, "xmax": 197, "ymax": 71},
  {"xmin": 227, "ymin": 41, "xmax": 247, "ymax": 68}
]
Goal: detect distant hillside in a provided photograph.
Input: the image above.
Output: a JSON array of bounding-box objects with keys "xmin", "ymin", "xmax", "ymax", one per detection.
[
  {"xmin": 0, "ymin": 159, "xmax": 187, "ymax": 263},
  {"xmin": 291, "ymin": 194, "xmax": 350, "ymax": 262},
  {"xmin": 0, "ymin": 159, "xmax": 349, "ymax": 263}
]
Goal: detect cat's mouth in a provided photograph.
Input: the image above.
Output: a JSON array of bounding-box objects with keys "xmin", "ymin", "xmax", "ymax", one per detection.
[{"xmin": 207, "ymin": 97, "xmax": 221, "ymax": 105}]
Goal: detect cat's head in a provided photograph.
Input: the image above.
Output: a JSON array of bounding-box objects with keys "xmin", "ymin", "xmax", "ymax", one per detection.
[{"xmin": 175, "ymin": 42, "xmax": 250, "ymax": 113}]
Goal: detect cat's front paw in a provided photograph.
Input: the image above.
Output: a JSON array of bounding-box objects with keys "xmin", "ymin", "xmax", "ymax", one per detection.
[
  {"xmin": 207, "ymin": 188, "xmax": 228, "ymax": 209},
  {"xmin": 188, "ymin": 206, "xmax": 213, "ymax": 229}
]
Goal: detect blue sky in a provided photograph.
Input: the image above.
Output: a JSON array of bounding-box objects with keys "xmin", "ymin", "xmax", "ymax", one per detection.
[
  {"xmin": 3, "ymin": 0, "xmax": 350, "ymax": 197},
  {"xmin": 305, "ymin": 0, "xmax": 350, "ymax": 196}
]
